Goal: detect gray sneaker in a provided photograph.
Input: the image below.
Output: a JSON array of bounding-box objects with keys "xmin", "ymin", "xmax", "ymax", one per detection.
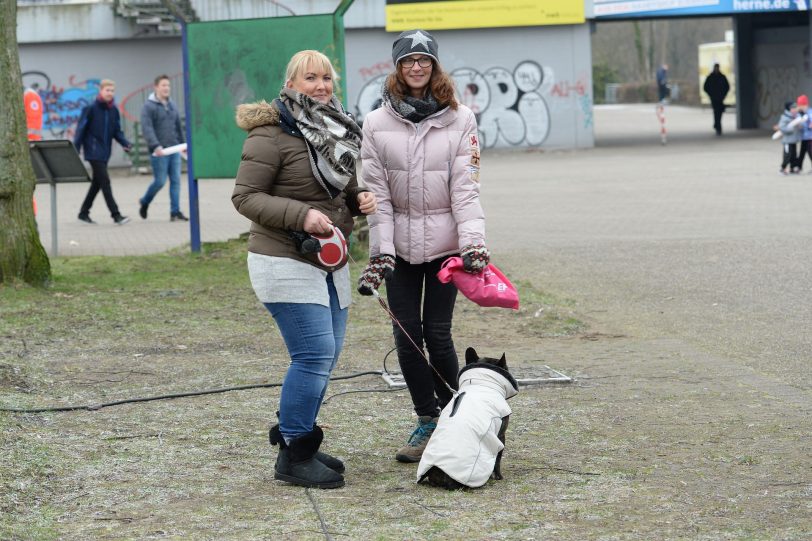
[{"xmin": 395, "ymin": 415, "xmax": 438, "ymax": 463}]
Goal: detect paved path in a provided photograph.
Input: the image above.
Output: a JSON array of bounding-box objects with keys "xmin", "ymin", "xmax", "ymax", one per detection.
[
  {"xmin": 484, "ymin": 104, "xmax": 812, "ymax": 391},
  {"xmin": 34, "ymin": 173, "xmax": 249, "ymax": 257}
]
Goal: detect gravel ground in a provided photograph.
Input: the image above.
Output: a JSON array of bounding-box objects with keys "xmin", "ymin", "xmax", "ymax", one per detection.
[{"xmin": 4, "ymin": 104, "xmax": 811, "ymax": 540}]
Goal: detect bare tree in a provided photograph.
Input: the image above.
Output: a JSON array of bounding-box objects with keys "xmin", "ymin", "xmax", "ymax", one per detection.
[
  {"xmin": 594, "ymin": 18, "xmax": 732, "ymax": 84},
  {"xmin": 0, "ymin": 0, "xmax": 50, "ymax": 286}
]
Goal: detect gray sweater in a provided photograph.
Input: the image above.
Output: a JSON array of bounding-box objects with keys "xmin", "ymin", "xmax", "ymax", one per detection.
[
  {"xmin": 141, "ymin": 92, "xmax": 185, "ymax": 152},
  {"xmin": 779, "ymin": 111, "xmax": 802, "ymax": 145}
]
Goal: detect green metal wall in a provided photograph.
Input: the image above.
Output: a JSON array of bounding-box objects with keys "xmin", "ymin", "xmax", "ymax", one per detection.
[{"xmin": 187, "ymin": 15, "xmax": 344, "ymax": 178}]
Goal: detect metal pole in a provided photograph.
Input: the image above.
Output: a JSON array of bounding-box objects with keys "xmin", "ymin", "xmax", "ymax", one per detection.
[
  {"xmin": 32, "ymin": 145, "xmax": 58, "ymax": 257},
  {"xmin": 179, "ymin": 19, "xmax": 201, "ymax": 253},
  {"xmin": 333, "ymin": 0, "xmax": 355, "ymax": 109},
  {"xmin": 334, "ymin": 0, "xmax": 354, "ymax": 17},
  {"xmin": 50, "ymin": 182, "xmax": 57, "ymax": 256}
]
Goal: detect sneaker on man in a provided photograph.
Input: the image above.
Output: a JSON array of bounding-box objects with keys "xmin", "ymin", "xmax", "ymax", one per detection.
[
  {"xmin": 170, "ymin": 211, "xmax": 189, "ymax": 222},
  {"xmin": 139, "ymin": 202, "xmax": 148, "ymax": 219},
  {"xmin": 114, "ymin": 215, "xmax": 131, "ymax": 225},
  {"xmin": 780, "ymin": 169, "xmax": 789, "ymax": 176},
  {"xmin": 78, "ymin": 214, "xmax": 96, "ymax": 224},
  {"xmin": 395, "ymin": 415, "xmax": 438, "ymax": 463}
]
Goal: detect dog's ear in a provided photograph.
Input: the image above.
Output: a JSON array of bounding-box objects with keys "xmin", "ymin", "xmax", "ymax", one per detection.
[
  {"xmin": 498, "ymin": 353, "xmax": 507, "ymax": 369},
  {"xmin": 465, "ymin": 347, "xmax": 479, "ymax": 365}
]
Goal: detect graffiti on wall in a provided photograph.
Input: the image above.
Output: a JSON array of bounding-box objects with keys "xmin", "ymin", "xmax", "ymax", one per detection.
[
  {"xmin": 22, "ymin": 71, "xmax": 101, "ymax": 138},
  {"xmin": 756, "ymin": 66, "xmax": 800, "ymax": 125},
  {"xmin": 355, "ymin": 60, "xmax": 591, "ymax": 148}
]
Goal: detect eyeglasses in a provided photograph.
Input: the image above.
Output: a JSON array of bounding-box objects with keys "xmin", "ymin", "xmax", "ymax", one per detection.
[{"xmin": 401, "ymin": 56, "xmax": 433, "ymax": 68}]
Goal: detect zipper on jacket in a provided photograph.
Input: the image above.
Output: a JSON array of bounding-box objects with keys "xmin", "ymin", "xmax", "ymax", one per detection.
[{"xmin": 103, "ymin": 108, "xmax": 109, "ymax": 160}]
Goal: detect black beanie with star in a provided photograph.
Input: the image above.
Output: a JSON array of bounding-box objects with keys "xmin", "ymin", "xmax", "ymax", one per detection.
[{"xmin": 392, "ymin": 29, "xmax": 439, "ymax": 65}]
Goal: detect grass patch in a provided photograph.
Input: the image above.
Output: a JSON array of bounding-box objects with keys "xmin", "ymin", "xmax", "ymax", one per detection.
[{"xmin": 0, "ymin": 236, "xmax": 590, "ymax": 539}]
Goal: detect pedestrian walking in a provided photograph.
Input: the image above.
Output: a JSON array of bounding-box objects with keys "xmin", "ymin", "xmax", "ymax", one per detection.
[
  {"xmin": 656, "ymin": 63, "xmax": 669, "ymax": 103},
  {"xmin": 703, "ymin": 63, "xmax": 730, "ymax": 136},
  {"xmin": 138, "ymin": 75, "xmax": 187, "ymax": 222},
  {"xmin": 73, "ymin": 79, "xmax": 132, "ymax": 225}
]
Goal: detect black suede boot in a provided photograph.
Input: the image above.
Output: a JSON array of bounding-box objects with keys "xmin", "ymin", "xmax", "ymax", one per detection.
[
  {"xmin": 273, "ymin": 426, "xmax": 344, "ymax": 489},
  {"xmin": 269, "ymin": 424, "xmax": 345, "ymax": 474}
]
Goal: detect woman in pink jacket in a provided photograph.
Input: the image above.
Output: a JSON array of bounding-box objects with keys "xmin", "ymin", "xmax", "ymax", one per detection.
[{"xmin": 358, "ymin": 30, "xmax": 488, "ymax": 463}]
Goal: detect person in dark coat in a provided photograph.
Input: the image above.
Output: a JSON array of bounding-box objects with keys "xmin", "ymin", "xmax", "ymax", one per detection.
[
  {"xmin": 656, "ymin": 64, "xmax": 669, "ymax": 102},
  {"xmin": 73, "ymin": 79, "xmax": 132, "ymax": 224},
  {"xmin": 703, "ymin": 64, "xmax": 730, "ymax": 136}
]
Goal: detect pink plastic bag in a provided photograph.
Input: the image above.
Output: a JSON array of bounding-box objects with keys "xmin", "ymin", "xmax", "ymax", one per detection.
[{"xmin": 437, "ymin": 257, "xmax": 520, "ymax": 310}]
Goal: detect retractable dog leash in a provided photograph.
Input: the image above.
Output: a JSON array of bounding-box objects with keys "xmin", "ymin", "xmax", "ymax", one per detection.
[{"xmin": 371, "ymin": 289, "xmax": 458, "ymax": 398}]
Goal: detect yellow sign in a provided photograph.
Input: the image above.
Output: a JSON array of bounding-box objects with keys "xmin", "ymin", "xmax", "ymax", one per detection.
[{"xmin": 386, "ymin": 0, "xmax": 585, "ymax": 31}]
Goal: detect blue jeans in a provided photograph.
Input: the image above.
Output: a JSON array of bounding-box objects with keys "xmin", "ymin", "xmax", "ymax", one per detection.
[
  {"xmin": 141, "ymin": 153, "xmax": 182, "ymax": 214},
  {"xmin": 264, "ymin": 274, "xmax": 348, "ymax": 440}
]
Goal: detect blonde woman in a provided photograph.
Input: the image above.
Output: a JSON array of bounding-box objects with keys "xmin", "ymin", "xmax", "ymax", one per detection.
[{"xmin": 232, "ymin": 50, "xmax": 377, "ymax": 489}]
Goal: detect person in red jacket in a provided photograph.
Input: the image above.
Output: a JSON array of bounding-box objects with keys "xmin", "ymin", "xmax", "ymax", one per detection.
[
  {"xmin": 25, "ymin": 86, "xmax": 44, "ymax": 215},
  {"xmin": 24, "ymin": 86, "xmax": 43, "ymax": 141}
]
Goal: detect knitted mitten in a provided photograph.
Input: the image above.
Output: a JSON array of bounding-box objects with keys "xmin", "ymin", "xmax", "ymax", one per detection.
[
  {"xmin": 461, "ymin": 244, "xmax": 490, "ymax": 273},
  {"xmin": 357, "ymin": 254, "xmax": 396, "ymax": 295}
]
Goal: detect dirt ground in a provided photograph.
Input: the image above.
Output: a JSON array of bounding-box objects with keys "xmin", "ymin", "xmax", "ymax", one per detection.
[
  {"xmin": 3, "ymin": 105, "xmax": 811, "ymax": 540},
  {"xmin": 2, "ymin": 280, "xmax": 807, "ymax": 540}
]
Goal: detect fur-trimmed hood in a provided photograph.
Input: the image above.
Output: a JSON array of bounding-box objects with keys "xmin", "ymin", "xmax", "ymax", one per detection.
[{"xmin": 235, "ymin": 100, "xmax": 280, "ymax": 131}]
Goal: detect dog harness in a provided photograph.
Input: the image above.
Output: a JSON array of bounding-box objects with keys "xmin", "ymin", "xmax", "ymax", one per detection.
[{"xmin": 417, "ymin": 364, "xmax": 519, "ymax": 488}]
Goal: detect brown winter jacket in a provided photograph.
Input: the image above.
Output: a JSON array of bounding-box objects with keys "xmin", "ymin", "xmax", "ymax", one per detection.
[{"xmin": 232, "ymin": 100, "xmax": 368, "ymax": 271}]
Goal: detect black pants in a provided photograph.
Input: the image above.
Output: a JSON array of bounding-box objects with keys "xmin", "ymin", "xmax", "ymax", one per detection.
[
  {"xmin": 79, "ymin": 160, "xmax": 121, "ymax": 219},
  {"xmin": 385, "ymin": 256, "xmax": 459, "ymax": 418},
  {"xmin": 711, "ymin": 101, "xmax": 725, "ymax": 134},
  {"xmin": 782, "ymin": 143, "xmax": 798, "ymax": 171},
  {"xmin": 798, "ymin": 140, "xmax": 812, "ymax": 171}
]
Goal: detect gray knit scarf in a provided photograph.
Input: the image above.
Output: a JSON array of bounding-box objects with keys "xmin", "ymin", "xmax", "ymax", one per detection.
[
  {"xmin": 382, "ymin": 85, "xmax": 440, "ymax": 123},
  {"xmin": 279, "ymin": 87, "xmax": 361, "ymax": 195}
]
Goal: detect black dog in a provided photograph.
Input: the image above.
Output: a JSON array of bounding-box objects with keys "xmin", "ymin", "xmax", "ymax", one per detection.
[{"xmin": 417, "ymin": 347, "xmax": 519, "ymax": 489}]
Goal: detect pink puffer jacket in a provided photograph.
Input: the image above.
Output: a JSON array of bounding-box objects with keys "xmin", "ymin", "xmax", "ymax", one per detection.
[{"xmin": 361, "ymin": 101, "xmax": 485, "ymax": 264}]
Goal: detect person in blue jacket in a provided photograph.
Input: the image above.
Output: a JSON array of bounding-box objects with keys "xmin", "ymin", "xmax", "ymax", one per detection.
[
  {"xmin": 73, "ymin": 79, "xmax": 132, "ymax": 224},
  {"xmin": 796, "ymin": 94, "xmax": 812, "ymax": 172}
]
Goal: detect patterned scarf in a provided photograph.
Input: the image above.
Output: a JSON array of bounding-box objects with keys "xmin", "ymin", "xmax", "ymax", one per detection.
[
  {"xmin": 279, "ymin": 87, "xmax": 361, "ymax": 195},
  {"xmin": 382, "ymin": 85, "xmax": 440, "ymax": 123}
]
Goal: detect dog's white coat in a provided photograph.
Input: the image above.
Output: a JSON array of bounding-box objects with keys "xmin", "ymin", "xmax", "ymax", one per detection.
[{"xmin": 417, "ymin": 366, "xmax": 518, "ymax": 488}]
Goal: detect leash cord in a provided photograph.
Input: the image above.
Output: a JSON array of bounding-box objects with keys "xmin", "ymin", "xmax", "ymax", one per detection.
[
  {"xmin": 371, "ymin": 289, "xmax": 458, "ymax": 397},
  {"xmin": 0, "ymin": 371, "xmax": 385, "ymax": 413}
]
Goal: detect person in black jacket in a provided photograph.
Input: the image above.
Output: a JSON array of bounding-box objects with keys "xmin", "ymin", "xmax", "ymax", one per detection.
[
  {"xmin": 73, "ymin": 79, "xmax": 132, "ymax": 224},
  {"xmin": 656, "ymin": 64, "xmax": 669, "ymax": 103},
  {"xmin": 703, "ymin": 64, "xmax": 730, "ymax": 136}
]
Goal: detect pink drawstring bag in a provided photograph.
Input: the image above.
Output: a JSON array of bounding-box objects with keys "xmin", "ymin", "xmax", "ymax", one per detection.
[{"xmin": 437, "ymin": 257, "xmax": 520, "ymax": 310}]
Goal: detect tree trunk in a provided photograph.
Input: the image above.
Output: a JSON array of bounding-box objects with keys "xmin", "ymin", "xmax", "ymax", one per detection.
[
  {"xmin": 633, "ymin": 22, "xmax": 645, "ymax": 81},
  {"xmin": 0, "ymin": 0, "xmax": 50, "ymax": 286}
]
